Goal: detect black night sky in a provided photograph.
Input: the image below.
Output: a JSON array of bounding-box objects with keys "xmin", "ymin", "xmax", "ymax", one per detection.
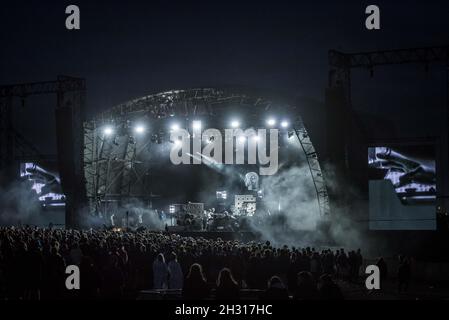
[{"xmin": 1, "ymin": 0, "xmax": 449, "ymax": 154}]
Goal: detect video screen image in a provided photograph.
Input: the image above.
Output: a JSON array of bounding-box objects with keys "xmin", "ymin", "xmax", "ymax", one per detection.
[
  {"xmin": 368, "ymin": 146, "xmax": 436, "ymax": 204},
  {"xmin": 19, "ymin": 162, "xmax": 66, "ymax": 208},
  {"xmin": 368, "ymin": 145, "xmax": 436, "ymax": 231}
]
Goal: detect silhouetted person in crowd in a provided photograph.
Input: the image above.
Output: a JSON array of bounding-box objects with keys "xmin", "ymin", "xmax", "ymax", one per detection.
[
  {"xmin": 293, "ymin": 271, "xmax": 318, "ymax": 300},
  {"xmin": 397, "ymin": 255, "xmax": 411, "ymax": 293},
  {"xmin": 182, "ymin": 263, "xmax": 210, "ymax": 299},
  {"xmin": 167, "ymin": 252, "xmax": 183, "ymax": 290},
  {"xmin": 260, "ymin": 276, "xmax": 290, "ymax": 300},
  {"xmin": 215, "ymin": 268, "xmax": 240, "ymax": 300},
  {"xmin": 318, "ymin": 274, "xmax": 344, "ymax": 300},
  {"xmin": 153, "ymin": 253, "xmax": 168, "ymax": 289},
  {"xmin": 80, "ymin": 256, "xmax": 101, "ymax": 299},
  {"xmin": 43, "ymin": 244, "xmax": 66, "ymax": 299},
  {"xmin": 376, "ymin": 257, "xmax": 388, "ymax": 290},
  {"xmin": 102, "ymin": 254, "xmax": 124, "ymax": 299},
  {"xmin": 310, "ymin": 252, "xmax": 322, "ymax": 280},
  {"xmin": 69, "ymin": 243, "xmax": 83, "ymax": 266},
  {"xmin": 355, "ymin": 249, "xmax": 363, "ymax": 281}
]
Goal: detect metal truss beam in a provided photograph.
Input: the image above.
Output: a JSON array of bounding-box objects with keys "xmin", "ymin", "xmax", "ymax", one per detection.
[
  {"xmin": 0, "ymin": 77, "xmax": 86, "ymax": 98},
  {"xmin": 329, "ymin": 45, "xmax": 449, "ymax": 69},
  {"xmin": 294, "ymin": 119, "xmax": 330, "ymax": 217},
  {"xmin": 119, "ymin": 136, "xmax": 138, "ymax": 199},
  {"xmin": 96, "ymin": 88, "xmax": 275, "ymax": 121}
]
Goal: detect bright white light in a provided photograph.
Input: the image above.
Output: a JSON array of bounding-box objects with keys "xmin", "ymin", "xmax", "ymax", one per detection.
[
  {"xmin": 267, "ymin": 118, "xmax": 276, "ymax": 127},
  {"xmin": 281, "ymin": 121, "xmax": 289, "ymax": 128},
  {"xmin": 192, "ymin": 121, "xmax": 202, "ymax": 130},
  {"xmin": 238, "ymin": 136, "xmax": 246, "ymax": 143},
  {"xmin": 171, "ymin": 123, "xmax": 180, "ymax": 131},
  {"xmin": 103, "ymin": 126, "xmax": 114, "ymax": 136},
  {"xmin": 174, "ymin": 139, "xmax": 182, "ymax": 146},
  {"xmin": 230, "ymin": 120, "xmax": 240, "ymax": 128},
  {"xmin": 134, "ymin": 125, "xmax": 145, "ymax": 134}
]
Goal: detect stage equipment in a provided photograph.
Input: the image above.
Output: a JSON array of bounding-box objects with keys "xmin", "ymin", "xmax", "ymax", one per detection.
[
  {"xmin": 216, "ymin": 191, "xmax": 227, "ymax": 200},
  {"xmin": 235, "ymin": 195, "xmax": 257, "ymax": 216}
]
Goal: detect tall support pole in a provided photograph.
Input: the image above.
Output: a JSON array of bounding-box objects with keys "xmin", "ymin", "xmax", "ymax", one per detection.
[
  {"xmin": 0, "ymin": 96, "xmax": 15, "ymax": 179},
  {"xmin": 437, "ymin": 65, "xmax": 449, "ymax": 228},
  {"xmin": 56, "ymin": 76, "xmax": 88, "ymax": 229},
  {"xmin": 326, "ymin": 52, "xmax": 352, "ymax": 170}
]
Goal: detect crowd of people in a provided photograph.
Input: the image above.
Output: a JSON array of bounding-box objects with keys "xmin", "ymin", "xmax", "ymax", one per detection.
[{"xmin": 0, "ymin": 226, "xmax": 369, "ymax": 300}]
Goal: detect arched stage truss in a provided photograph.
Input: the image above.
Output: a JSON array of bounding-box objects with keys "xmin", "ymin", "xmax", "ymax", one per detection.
[{"xmin": 83, "ymin": 88, "xmax": 330, "ymax": 219}]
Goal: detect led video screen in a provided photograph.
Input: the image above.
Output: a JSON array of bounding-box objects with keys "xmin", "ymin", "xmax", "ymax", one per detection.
[
  {"xmin": 368, "ymin": 145, "xmax": 436, "ymax": 230},
  {"xmin": 20, "ymin": 162, "xmax": 66, "ymax": 208}
]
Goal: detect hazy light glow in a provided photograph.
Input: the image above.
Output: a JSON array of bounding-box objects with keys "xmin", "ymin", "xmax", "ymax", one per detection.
[
  {"xmin": 267, "ymin": 118, "xmax": 276, "ymax": 127},
  {"xmin": 238, "ymin": 136, "xmax": 246, "ymax": 143},
  {"xmin": 134, "ymin": 125, "xmax": 146, "ymax": 134},
  {"xmin": 230, "ymin": 120, "xmax": 240, "ymax": 128},
  {"xmin": 103, "ymin": 126, "xmax": 114, "ymax": 136},
  {"xmin": 281, "ymin": 121, "xmax": 289, "ymax": 128},
  {"xmin": 192, "ymin": 121, "xmax": 202, "ymax": 130},
  {"xmin": 171, "ymin": 123, "xmax": 180, "ymax": 131}
]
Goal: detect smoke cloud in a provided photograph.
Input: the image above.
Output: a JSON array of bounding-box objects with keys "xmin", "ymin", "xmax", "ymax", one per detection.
[{"xmin": 0, "ymin": 180, "xmax": 47, "ymax": 226}]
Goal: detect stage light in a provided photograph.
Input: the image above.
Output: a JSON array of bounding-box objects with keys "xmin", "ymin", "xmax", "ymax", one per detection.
[
  {"xmin": 170, "ymin": 123, "xmax": 180, "ymax": 131},
  {"xmin": 266, "ymin": 118, "xmax": 276, "ymax": 127},
  {"xmin": 230, "ymin": 120, "xmax": 240, "ymax": 128},
  {"xmin": 134, "ymin": 125, "xmax": 146, "ymax": 134},
  {"xmin": 103, "ymin": 126, "xmax": 114, "ymax": 136},
  {"xmin": 192, "ymin": 121, "xmax": 202, "ymax": 130},
  {"xmin": 281, "ymin": 121, "xmax": 289, "ymax": 128}
]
